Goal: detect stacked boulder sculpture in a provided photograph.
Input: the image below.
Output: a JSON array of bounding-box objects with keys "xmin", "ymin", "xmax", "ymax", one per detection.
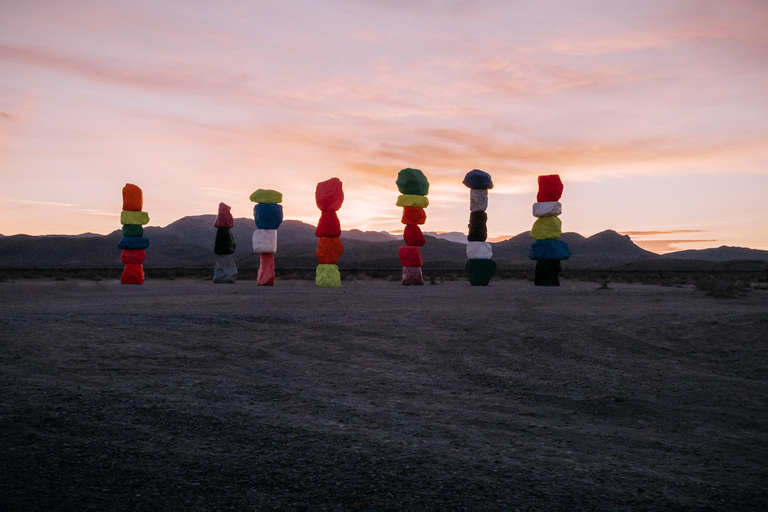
[
  {"xmin": 315, "ymin": 178, "xmax": 344, "ymax": 287},
  {"xmin": 118, "ymin": 183, "xmax": 149, "ymax": 285},
  {"xmin": 213, "ymin": 202, "xmax": 237, "ymax": 283},
  {"xmin": 463, "ymin": 169, "xmax": 496, "ymax": 286},
  {"xmin": 396, "ymin": 168, "xmax": 429, "ymax": 285},
  {"xmin": 529, "ymin": 174, "xmax": 571, "ymax": 286},
  {"xmin": 249, "ymin": 189, "xmax": 283, "ymax": 286}
]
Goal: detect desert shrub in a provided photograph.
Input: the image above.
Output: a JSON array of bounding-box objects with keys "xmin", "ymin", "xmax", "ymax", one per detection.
[{"xmin": 695, "ymin": 276, "xmax": 750, "ymax": 298}]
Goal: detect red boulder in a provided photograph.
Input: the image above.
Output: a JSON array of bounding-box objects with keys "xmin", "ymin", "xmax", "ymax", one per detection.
[
  {"xmin": 403, "ymin": 224, "xmax": 425, "ymax": 247},
  {"xmin": 399, "ymin": 246, "xmax": 422, "ymax": 267},
  {"xmin": 537, "ymin": 174, "xmax": 563, "ymax": 202},
  {"xmin": 401, "ymin": 206, "xmax": 426, "ymax": 225},
  {"xmin": 315, "ymin": 177, "xmax": 344, "ymax": 211},
  {"xmin": 315, "ymin": 210, "xmax": 341, "ymax": 237},
  {"xmin": 121, "ymin": 263, "xmax": 144, "ymax": 285}
]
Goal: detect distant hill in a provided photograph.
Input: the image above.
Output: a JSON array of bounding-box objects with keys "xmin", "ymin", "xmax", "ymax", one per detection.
[
  {"xmin": 659, "ymin": 245, "xmax": 768, "ymax": 262},
  {"xmin": 0, "ymin": 215, "xmax": 766, "ymax": 269}
]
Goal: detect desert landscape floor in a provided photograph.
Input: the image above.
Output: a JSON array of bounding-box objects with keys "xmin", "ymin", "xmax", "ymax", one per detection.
[{"xmin": 1, "ymin": 277, "xmax": 766, "ymax": 510}]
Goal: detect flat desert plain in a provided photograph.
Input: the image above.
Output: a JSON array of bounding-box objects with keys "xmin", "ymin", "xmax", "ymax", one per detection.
[{"xmin": 0, "ymin": 277, "xmax": 766, "ymax": 510}]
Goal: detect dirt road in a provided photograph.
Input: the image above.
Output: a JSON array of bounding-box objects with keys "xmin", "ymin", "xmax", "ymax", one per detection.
[{"xmin": 1, "ymin": 278, "xmax": 766, "ymax": 510}]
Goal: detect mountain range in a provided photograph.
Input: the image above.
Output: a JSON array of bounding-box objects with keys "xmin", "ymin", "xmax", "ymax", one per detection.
[{"xmin": 1, "ymin": 215, "xmax": 767, "ymax": 269}]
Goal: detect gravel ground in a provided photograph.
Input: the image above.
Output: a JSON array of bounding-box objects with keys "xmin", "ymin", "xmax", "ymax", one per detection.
[{"xmin": 1, "ymin": 277, "xmax": 767, "ymax": 510}]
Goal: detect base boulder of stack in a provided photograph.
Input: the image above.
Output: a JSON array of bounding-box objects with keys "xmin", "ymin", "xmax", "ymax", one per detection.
[
  {"xmin": 257, "ymin": 253, "xmax": 276, "ymax": 286},
  {"xmin": 316, "ymin": 264, "xmax": 341, "ymax": 287},
  {"xmin": 465, "ymin": 258, "xmax": 497, "ymax": 286},
  {"xmin": 121, "ymin": 263, "xmax": 145, "ymax": 285},
  {"xmin": 534, "ymin": 259, "xmax": 562, "ymax": 287},
  {"xmin": 402, "ymin": 266, "xmax": 424, "ymax": 285},
  {"xmin": 213, "ymin": 254, "xmax": 238, "ymax": 283}
]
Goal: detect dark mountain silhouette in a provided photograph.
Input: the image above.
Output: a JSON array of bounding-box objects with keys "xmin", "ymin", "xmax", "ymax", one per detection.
[
  {"xmin": 659, "ymin": 245, "xmax": 768, "ymax": 262},
  {"xmin": 0, "ymin": 216, "xmax": 766, "ymax": 269}
]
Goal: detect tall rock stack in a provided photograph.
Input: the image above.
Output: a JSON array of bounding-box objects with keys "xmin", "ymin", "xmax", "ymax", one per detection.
[
  {"xmin": 314, "ymin": 177, "xmax": 344, "ymax": 287},
  {"xmin": 118, "ymin": 183, "xmax": 149, "ymax": 285},
  {"xmin": 213, "ymin": 202, "xmax": 237, "ymax": 284},
  {"xmin": 463, "ymin": 169, "xmax": 497, "ymax": 286},
  {"xmin": 396, "ymin": 168, "xmax": 429, "ymax": 285},
  {"xmin": 529, "ymin": 174, "xmax": 571, "ymax": 286},
  {"xmin": 249, "ymin": 189, "xmax": 283, "ymax": 286}
]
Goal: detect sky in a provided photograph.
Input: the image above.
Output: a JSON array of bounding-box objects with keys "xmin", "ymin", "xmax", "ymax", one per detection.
[{"xmin": 1, "ymin": 0, "xmax": 767, "ymax": 253}]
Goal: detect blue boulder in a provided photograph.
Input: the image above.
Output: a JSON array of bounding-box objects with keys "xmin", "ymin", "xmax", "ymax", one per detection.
[
  {"xmin": 462, "ymin": 169, "xmax": 494, "ymax": 190},
  {"xmin": 118, "ymin": 237, "xmax": 150, "ymax": 250},
  {"xmin": 529, "ymin": 239, "xmax": 571, "ymax": 260},
  {"xmin": 254, "ymin": 203, "xmax": 283, "ymax": 230}
]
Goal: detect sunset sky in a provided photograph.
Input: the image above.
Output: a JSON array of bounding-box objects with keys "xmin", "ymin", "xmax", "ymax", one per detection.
[{"xmin": 1, "ymin": 0, "xmax": 767, "ymax": 252}]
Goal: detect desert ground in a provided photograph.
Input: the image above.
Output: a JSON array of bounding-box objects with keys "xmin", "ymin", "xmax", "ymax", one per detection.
[{"xmin": 0, "ymin": 276, "xmax": 766, "ymax": 510}]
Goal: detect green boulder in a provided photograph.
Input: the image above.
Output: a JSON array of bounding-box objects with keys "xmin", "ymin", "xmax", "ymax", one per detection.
[
  {"xmin": 396, "ymin": 168, "xmax": 430, "ymax": 196},
  {"xmin": 465, "ymin": 258, "xmax": 496, "ymax": 286}
]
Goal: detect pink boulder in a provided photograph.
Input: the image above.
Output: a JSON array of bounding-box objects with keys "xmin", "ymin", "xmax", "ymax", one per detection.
[
  {"xmin": 402, "ymin": 266, "xmax": 424, "ymax": 285},
  {"xmin": 257, "ymin": 252, "xmax": 275, "ymax": 286},
  {"xmin": 214, "ymin": 202, "xmax": 234, "ymax": 228}
]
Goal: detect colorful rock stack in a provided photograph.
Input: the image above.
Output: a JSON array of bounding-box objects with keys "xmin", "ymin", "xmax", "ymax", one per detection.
[
  {"xmin": 396, "ymin": 168, "xmax": 429, "ymax": 285},
  {"xmin": 249, "ymin": 189, "xmax": 283, "ymax": 286},
  {"xmin": 463, "ymin": 169, "xmax": 497, "ymax": 286},
  {"xmin": 213, "ymin": 202, "xmax": 237, "ymax": 284},
  {"xmin": 529, "ymin": 174, "xmax": 571, "ymax": 286},
  {"xmin": 118, "ymin": 183, "xmax": 149, "ymax": 285},
  {"xmin": 315, "ymin": 177, "xmax": 344, "ymax": 287}
]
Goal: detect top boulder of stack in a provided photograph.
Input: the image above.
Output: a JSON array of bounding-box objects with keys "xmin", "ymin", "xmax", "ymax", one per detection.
[
  {"xmin": 122, "ymin": 183, "xmax": 143, "ymax": 211},
  {"xmin": 315, "ymin": 177, "xmax": 344, "ymax": 211},
  {"xmin": 536, "ymin": 174, "xmax": 563, "ymax": 202},
  {"xmin": 396, "ymin": 168, "xmax": 429, "ymax": 196},
  {"xmin": 462, "ymin": 169, "xmax": 493, "ymax": 190},
  {"xmin": 249, "ymin": 189, "xmax": 283, "ymax": 204}
]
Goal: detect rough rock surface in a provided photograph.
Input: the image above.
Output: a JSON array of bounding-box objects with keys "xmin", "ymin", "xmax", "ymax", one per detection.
[
  {"xmin": 529, "ymin": 216, "xmax": 562, "ymax": 240},
  {"xmin": 466, "ymin": 241, "xmax": 493, "ymax": 260},
  {"xmin": 316, "ymin": 237, "xmax": 344, "ymax": 265},
  {"xmin": 403, "ymin": 224, "xmax": 426, "ymax": 247},
  {"xmin": 253, "ymin": 203, "xmax": 284, "ymax": 230},
  {"xmin": 401, "ymin": 266, "xmax": 424, "ymax": 285},
  {"xmin": 315, "ymin": 264, "xmax": 341, "ymax": 287},
  {"xmin": 396, "ymin": 168, "xmax": 430, "ymax": 196},
  {"xmin": 117, "ymin": 237, "xmax": 150, "ymax": 250},
  {"xmin": 529, "ymin": 239, "xmax": 571, "ymax": 260},
  {"xmin": 467, "ymin": 211, "xmax": 488, "ymax": 242},
  {"xmin": 120, "ymin": 263, "xmax": 144, "ymax": 284},
  {"xmin": 252, "ymin": 230, "xmax": 277, "ymax": 254},
  {"xmin": 122, "ymin": 183, "xmax": 143, "ymax": 212},
  {"xmin": 213, "ymin": 254, "xmax": 238, "ymax": 284},
  {"xmin": 120, "ymin": 249, "xmax": 146, "ymax": 265},
  {"xmin": 396, "ymin": 195, "xmax": 429, "ymax": 208},
  {"xmin": 401, "ymin": 207, "xmax": 426, "ymax": 226},
  {"xmin": 120, "ymin": 211, "xmax": 150, "ymax": 226},
  {"xmin": 465, "ymin": 258, "xmax": 497, "ymax": 286},
  {"xmin": 215, "ymin": 203, "xmax": 234, "ymax": 228},
  {"xmin": 249, "ymin": 189, "xmax": 283, "ymax": 204},
  {"xmin": 398, "ymin": 246, "xmax": 423, "ymax": 267},
  {"xmin": 469, "ymin": 189, "xmax": 488, "ymax": 212},
  {"xmin": 257, "ymin": 253, "xmax": 275, "ymax": 286},
  {"xmin": 315, "ymin": 178, "xmax": 344, "ymax": 212},
  {"xmin": 214, "ymin": 228, "xmax": 236, "ymax": 255},
  {"xmin": 537, "ymin": 174, "xmax": 563, "ymax": 202},
  {"xmin": 462, "ymin": 169, "xmax": 494, "ymax": 190},
  {"xmin": 315, "ymin": 211, "xmax": 341, "ymax": 238}
]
